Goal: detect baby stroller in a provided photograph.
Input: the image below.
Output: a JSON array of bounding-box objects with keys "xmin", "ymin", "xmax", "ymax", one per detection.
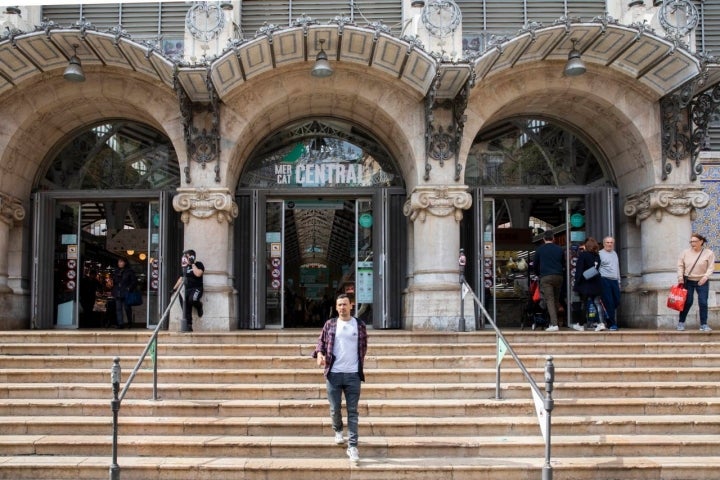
[{"xmin": 522, "ymin": 277, "xmax": 549, "ymax": 330}]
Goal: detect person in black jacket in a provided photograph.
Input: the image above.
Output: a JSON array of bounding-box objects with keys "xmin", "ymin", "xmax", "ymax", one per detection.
[
  {"xmin": 572, "ymin": 237, "xmax": 606, "ymax": 332},
  {"xmin": 172, "ymin": 249, "xmax": 205, "ymax": 332},
  {"xmin": 111, "ymin": 257, "xmax": 137, "ymax": 329},
  {"xmin": 533, "ymin": 230, "xmax": 564, "ymax": 331}
]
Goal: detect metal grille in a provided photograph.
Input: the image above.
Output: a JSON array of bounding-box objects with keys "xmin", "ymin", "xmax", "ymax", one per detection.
[
  {"xmin": 239, "ymin": 0, "xmax": 400, "ymax": 38},
  {"xmin": 41, "ymin": 2, "xmax": 186, "ymax": 39}
]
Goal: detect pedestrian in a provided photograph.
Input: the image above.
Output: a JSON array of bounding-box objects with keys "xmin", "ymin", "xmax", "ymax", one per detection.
[
  {"xmin": 676, "ymin": 233, "xmax": 715, "ymax": 331},
  {"xmin": 572, "ymin": 237, "xmax": 606, "ymax": 332},
  {"xmin": 599, "ymin": 236, "xmax": 621, "ymax": 330},
  {"xmin": 111, "ymin": 257, "xmax": 137, "ymax": 329},
  {"xmin": 312, "ymin": 294, "xmax": 368, "ymax": 465},
  {"xmin": 172, "ymin": 249, "xmax": 204, "ymax": 332},
  {"xmin": 533, "ymin": 230, "xmax": 564, "ymax": 331}
]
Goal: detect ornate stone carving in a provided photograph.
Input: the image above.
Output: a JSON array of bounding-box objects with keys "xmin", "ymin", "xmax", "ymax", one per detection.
[
  {"xmin": 623, "ymin": 185, "xmax": 709, "ymax": 226},
  {"xmin": 0, "ymin": 193, "xmax": 25, "ymax": 227},
  {"xmin": 403, "ymin": 185, "xmax": 472, "ymax": 223},
  {"xmin": 173, "ymin": 188, "xmax": 239, "ymax": 224}
]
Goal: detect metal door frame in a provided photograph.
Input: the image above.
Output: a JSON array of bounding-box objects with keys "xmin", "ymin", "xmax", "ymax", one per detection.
[
  {"xmin": 31, "ymin": 190, "xmax": 174, "ymax": 329},
  {"xmin": 239, "ymin": 187, "xmax": 405, "ymax": 329},
  {"xmin": 472, "ymin": 186, "xmax": 617, "ymax": 328}
]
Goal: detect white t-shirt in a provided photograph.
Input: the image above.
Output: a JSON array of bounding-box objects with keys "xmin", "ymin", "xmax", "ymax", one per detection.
[{"xmin": 330, "ymin": 317, "xmax": 359, "ymax": 374}]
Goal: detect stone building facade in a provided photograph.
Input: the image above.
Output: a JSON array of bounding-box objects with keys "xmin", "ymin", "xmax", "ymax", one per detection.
[{"xmin": 0, "ymin": 1, "xmax": 718, "ymax": 331}]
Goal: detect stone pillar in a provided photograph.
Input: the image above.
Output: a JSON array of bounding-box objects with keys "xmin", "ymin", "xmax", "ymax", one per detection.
[
  {"xmin": 403, "ymin": 185, "xmax": 472, "ymax": 330},
  {"xmin": 623, "ymin": 185, "xmax": 710, "ymax": 328},
  {"xmin": 0, "ymin": 193, "xmax": 25, "ymax": 293},
  {"xmin": 173, "ymin": 187, "xmax": 238, "ymax": 331}
]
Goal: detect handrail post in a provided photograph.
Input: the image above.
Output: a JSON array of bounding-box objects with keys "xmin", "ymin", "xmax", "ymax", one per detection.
[
  {"xmin": 495, "ymin": 335, "xmax": 502, "ymax": 399},
  {"xmin": 152, "ymin": 337, "xmax": 158, "ymax": 400},
  {"xmin": 542, "ymin": 355, "xmax": 555, "ymax": 480},
  {"xmin": 110, "ymin": 357, "xmax": 121, "ymax": 480},
  {"xmin": 458, "ymin": 248, "xmax": 466, "ymax": 332}
]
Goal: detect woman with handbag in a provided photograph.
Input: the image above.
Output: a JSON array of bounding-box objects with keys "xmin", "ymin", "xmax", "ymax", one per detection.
[
  {"xmin": 111, "ymin": 257, "xmax": 137, "ymax": 329},
  {"xmin": 676, "ymin": 233, "xmax": 715, "ymax": 331},
  {"xmin": 572, "ymin": 237, "xmax": 606, "ymax": 332}
]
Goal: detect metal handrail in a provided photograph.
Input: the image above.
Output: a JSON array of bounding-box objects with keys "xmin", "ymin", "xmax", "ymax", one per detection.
[
  {"xmin": 461, "ymin": 279, "xmax": 555, "ymax": 480},
  {"xmin": 109, "ymin": 287, "xmax": 182, "ymax": 480}
]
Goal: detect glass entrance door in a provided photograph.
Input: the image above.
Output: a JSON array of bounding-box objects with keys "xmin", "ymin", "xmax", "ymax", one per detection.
[
  {"xmin": 478, "ymin": 195, "xmax": 586, "ymax": 329},
  {"xmin": 262, "ymin": 198, "xmax": 373, "ymax": 328},
  {"xmin": 32, "ymin": 191, "xmax": 174, "ymax": 329}
]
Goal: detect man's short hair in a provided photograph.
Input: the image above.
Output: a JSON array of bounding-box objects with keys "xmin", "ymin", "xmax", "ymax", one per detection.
[{"xmin": 543, "ymin": 231, "xmax": 555, "ymax": 241}]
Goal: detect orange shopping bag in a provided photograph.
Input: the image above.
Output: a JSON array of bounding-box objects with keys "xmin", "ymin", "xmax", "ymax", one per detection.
[{"xmin": 666, "ymin": 284, "xmax": 687, "ymax": 312}]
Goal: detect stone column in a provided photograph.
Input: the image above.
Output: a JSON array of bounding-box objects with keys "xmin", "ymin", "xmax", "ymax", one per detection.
[
  {"xmin": 173, "ymin": 187, "xmax": 238, "ymax": 331},
  {"xmin": 0, "ymin": 193, "xmax": 25, "ymax": 293},
  {"xmin": 403, "ymin": 185, "xmax": 472, "ymax": 330},
  {"xmin": 623, "ymin": 185, "xmax": 710, "ymax": 327}
]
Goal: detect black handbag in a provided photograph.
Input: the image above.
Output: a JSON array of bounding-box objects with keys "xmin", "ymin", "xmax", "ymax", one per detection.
[{"xmin": 125, "ymin": 290, "xmax": 143, "ymax": 307}]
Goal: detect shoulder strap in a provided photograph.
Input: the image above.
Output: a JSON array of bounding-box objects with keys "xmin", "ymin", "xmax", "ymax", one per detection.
[{"xmin": 687, "ymin": 248, "xmax": 704, "ymax": 276}]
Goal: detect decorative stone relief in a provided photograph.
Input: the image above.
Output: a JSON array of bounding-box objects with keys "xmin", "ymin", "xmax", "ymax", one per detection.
[
  {"xmin": 403, "ymin": 185, "xmax": 472, "ymax": 223},
  {"xmin": 0, "ymin": 193, "xmax": 25, "ymax": 227},
  {"xmin": 173, "ymin": 187, "xmax": 238, "ymax": 224},
  {"xmin": 623, "ymin": 185, "xmax": 709, "ymax": 226}
]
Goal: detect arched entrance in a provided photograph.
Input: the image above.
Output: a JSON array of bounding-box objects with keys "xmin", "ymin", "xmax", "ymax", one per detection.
[
  {"xmin": 31, "ymin": 121, "xmax": 182, "ymax": 329},
  {"xmin": 235, "ymin": 119, "xmax": 406, "ymax": 329},
  {"xmin": 462, "ymin": 117, "xmax": 617, "ymax": 329}
]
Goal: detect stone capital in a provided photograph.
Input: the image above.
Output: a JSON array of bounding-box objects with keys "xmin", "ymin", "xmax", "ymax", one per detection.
[
  {"xmin": 173, "ymin": 187, "xmax": 239, "ymax": 224},
  {"xmin": 623, "ymin": 185, "xmax": 709, "ymax": 226},
  {"xmin": 0, "ymin": 193, "xmax": 25, "ymax": 227},
  {"xmin": 403, "ymin": 185, "xmax": 472, "ymax": 223}
]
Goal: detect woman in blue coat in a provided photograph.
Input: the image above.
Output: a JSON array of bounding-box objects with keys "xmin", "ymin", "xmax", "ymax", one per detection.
[{"xmin": 573, "ymin": 237, "xmax": 606, "ymax": 332}]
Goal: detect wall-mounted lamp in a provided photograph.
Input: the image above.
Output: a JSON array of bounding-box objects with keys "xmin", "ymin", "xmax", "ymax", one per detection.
[
  {"xmin": 220, "ymin": 2, "xmax": 233, "ymax": 10},
  {"xmin": 63, "ymin": 45, "xmax": 85, "ymax": 82},
  {"xmin": 411, "ymin": 1, "xmax": 426, "ymax": 7},
  {"xmin": 564, "ymin": 39, "xmax": 586, "ymax": 77},
  {"xmin": 311, "ymin": 39, "xmax": 333, "ymax": 78},
  {"xmin": 126, "ymin": 250, "xmax": 135, "ymax": 256},
  {"xmin": 138, "ymin": 253, "xmax": 147, "ymax": 261}
]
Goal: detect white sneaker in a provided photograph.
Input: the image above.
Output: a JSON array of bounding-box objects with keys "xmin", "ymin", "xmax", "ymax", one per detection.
[
  {"xmin": 334, "ymin": 431, "xmax": 345, "ymax": 444},
  {"xmin": 545, "ymin": 325, "xmax": 559, "ymax": 332},
  {"xmin": 571, "ymin": 324, "xmax": 585, "ymax": 331},
  {"xmin": 594, "ymin": 323, "xmax": 607, "ymax": 332},
  {"xmin": 347, "ymin": 446, "xmax": 360, "ymax": 464}
]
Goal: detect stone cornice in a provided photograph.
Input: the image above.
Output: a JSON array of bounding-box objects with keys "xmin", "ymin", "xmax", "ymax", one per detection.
[
  {"xmin": 403, "ymin": 185, "xmax": 472, "ymax": 223},
  {"xmin": 173, "ymin": 187, "xmax": 239, "ymax": 224},
  {"xmin": 0, "ymin": 193, "xmax": 25, "ymax": 227},
  {"xmin": 623, "ymin": 185, "xmax": 709, "ymax": 226}
]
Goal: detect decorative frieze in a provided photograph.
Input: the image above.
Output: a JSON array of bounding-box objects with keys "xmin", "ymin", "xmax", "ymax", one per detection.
[
  {"xmin": 0, "ymin": 193, "xmax": 25, "ymax": 227},
  {"xmin": 173, "ymin": 188, "xmax": 238, "ymax": 224},
  {"xmin": 624, "ymin": 185, "xmax": 709, "ymax": 226},
  {"xmin": 403, "ymin": 185, "xmax": 472, "ymax": 223}
]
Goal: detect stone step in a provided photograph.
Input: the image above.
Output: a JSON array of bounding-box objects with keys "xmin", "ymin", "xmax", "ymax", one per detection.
[
  {"xmin": 0, "ymin": 329, "xmax": 713, "ymax": 346},
  {"xmin": 2, "ymin": 397, "xmax": 719, "ymax": 418},
  {"xmin": 3, "ymin": 366, "xmax": 719, "ymax": 384},
  {"xmin": 0, "ymin": 380, "xmax": 716, "ymax": 402},
  {"xmin": 3, "ymin": 433, "xmax": 720, "ymax": 458},
  {"xmin": 2, "ymin": 381, "xmax": 719, "ymax": 400},
  {"xmin": 2, "ymin": 339, "xmax": 719, "ymax": 356},
  {"xmin": 1, "ymin": 455, "xmax": 719, "ymax": 480},
  {"xmin": 2, "ymin": 414, "xmax": 718, "ymax": 437}
]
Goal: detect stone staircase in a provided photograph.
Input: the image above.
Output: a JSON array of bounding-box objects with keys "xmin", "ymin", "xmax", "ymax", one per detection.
[{"xmin": 0, "ymin": 329, "xmax": 719, "ymax": 480}]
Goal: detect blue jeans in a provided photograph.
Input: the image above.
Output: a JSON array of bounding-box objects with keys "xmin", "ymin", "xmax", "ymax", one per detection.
[
  {"xmin": 115, "ymin": 298, "xmax": 132, "ymax": 326},
  {"xmin": 326, "ymin": 372, "xmax": 361, "ymax": 447},
  {"xmin": 600, "ymin": 277, "xmax": 620, "ymax": 327},
  {"xmin": 679, "ymin": 280, "xmax": 709, "ymax": 325}
]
